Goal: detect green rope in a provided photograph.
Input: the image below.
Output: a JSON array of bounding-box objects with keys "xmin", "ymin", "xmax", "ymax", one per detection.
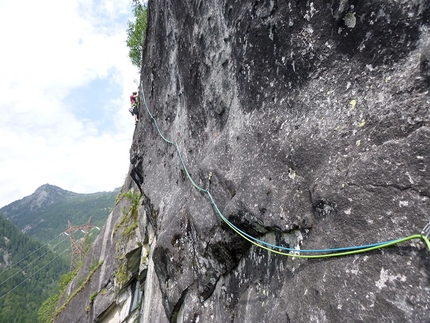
[{"xmin": 139, "ymin": 84, "xmax": 430, "ymax": 258}]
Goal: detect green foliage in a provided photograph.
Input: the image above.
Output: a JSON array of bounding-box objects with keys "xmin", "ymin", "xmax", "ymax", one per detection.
[
  {"xmin": 114, "ymin": 190, "xmax": 141, "ymax": 238},
  {"xmin": 115, "ymin": 260, "xmax": 130, "ymax": 292},
  {"xmin": 86, "ymin": 290, "xmax": 99, "ymax": 312},
  {"xmin": 0, "ymin": 186, "xmax": 116, "ymax": 322},
  {"xmin": 89, "ymin": 290, "xmax": 98, "ymax": 302},
  {"xmin": 52, "ymin": 261, "xmax": 103, "ymax": 320},
  {"xmin": 113, "ymin": 190, "xmax": 141, "ymax": 293},
  {"xmin": 0, "ymin": 215, "xmax": 68, "ymax": 323},
  {"xmin": 38, "ymin": 269, "xmax": 78, "ymax": 323},
  {"xmin": 126, "ymin": 1, "xmax": 148, "ymax": 69},
  {"xmin": 0, "ymin": 187, "xmax": 117, "ymax": 247},
  {"xmin": 38, "ymin": 294, "xmax": 58, "ymax": 323},
  {"xmin": 115, "ymin": 189, "xmax": 125, "ymax": 205}
]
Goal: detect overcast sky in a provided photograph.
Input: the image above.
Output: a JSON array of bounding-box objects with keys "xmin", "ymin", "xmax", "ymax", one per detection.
[{"xmin": 0, "ymin": 0, "xmax": 143, "ymax": 207}]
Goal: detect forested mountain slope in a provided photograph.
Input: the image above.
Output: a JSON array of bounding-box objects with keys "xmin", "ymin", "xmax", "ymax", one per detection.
[
  {"xmin": 0, "ymin": 184, "xmax": 118, "ymax": 243},
  {"xmin": 0, "ymin": 214, "xmax": 68, "ymax": 323}
]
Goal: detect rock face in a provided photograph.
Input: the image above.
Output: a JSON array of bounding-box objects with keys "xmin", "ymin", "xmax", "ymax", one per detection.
[{"xmin": 54, "ymin": 1, "xmax": 430, "ymax": 322}]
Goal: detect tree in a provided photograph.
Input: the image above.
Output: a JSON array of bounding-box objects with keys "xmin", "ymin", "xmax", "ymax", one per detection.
[{"xmin": 126, "ymin": 1, "xmax": 148, "ymax": 69}]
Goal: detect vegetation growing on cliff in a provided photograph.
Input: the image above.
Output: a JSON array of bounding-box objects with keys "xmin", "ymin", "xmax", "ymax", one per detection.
[
  {"xmin": 113, "ymin": 190, "xmax": 142, "ymax": 292},
  {"xmin": 114, "ymin": 190, "xmax": 141, "ymax": 237},
  {"xmin": 38, "ymin": 269, "xmax": 79, "ymax": 323},
  {"xmin": 50, "ymin": 260, "xmax": 104, "ymax": 322}
]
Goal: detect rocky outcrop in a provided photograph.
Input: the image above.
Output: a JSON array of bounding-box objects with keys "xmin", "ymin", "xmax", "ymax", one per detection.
[{"xmin": 54, "ymin": 1, "xmax": 430, "ymax": 322}]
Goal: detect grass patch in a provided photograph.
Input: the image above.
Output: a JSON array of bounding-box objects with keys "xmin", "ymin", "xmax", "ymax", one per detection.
[
  {"xmin": 38, "ymin": 268, "xmax": 79, "ymax": 323},
  {"xmin": 53, "ymin": 261, "xmax": 104, "ymax": 320},
  {"xmin": 113, "ymin": 190, "xmax": 141, "ymax": 237}
]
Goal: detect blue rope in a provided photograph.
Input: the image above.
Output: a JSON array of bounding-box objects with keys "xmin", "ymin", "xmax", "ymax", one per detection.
[{"xmin": 138, "ymin": 84, "xmax": 415, "ymax": 254}]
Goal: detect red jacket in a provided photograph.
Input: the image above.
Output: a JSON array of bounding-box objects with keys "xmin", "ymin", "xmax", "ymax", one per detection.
[{"xmin": 130, "ymin": 94, "xmax": 137, "ymax": 105}]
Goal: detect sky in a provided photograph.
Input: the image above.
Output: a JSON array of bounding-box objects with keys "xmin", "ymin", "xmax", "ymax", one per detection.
[{"xmin": 0, "ymin": 0, "xmax": 144, "ymax": 207}]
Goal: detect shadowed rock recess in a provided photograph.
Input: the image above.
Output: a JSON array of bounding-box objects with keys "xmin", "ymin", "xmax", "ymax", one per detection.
[{"xmin": 54, "ymin": 1, "xmax": 430, "ymax": 322}]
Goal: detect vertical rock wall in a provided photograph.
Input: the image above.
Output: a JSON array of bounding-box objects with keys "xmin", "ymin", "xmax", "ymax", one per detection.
[
  {"xmin": 135, "ymin": 0, "xmax": 430, "ymax": 322},
  {"xmin": 55, "ymin": 1, "xmax": 430, "ymax": 322}
]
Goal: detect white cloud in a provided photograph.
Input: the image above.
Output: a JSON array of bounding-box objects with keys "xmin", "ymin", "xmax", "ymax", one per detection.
[{"xmin": 0, "ymin": 0, "xmax": 141, "ymax": 207}]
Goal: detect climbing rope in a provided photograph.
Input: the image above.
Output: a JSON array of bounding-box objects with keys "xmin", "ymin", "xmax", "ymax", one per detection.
[{"xmin": 139, "ymin": 83, "xmax": 430, "ymax": 258}]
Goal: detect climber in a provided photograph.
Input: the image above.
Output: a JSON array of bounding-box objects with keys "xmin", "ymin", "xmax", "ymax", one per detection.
[{"xmin": 129, "ymin": 91, "xmax": 139, "ymax": 125}]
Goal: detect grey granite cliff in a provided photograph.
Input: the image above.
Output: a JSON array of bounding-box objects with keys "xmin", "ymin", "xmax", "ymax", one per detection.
[{"xmin": 54, "ymin": 1, "xmax": 430, "ymax": 322}]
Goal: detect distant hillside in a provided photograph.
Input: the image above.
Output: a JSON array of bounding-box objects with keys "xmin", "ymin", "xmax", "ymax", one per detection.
[
  {"xmin": 0, "ymin": 214, "xmax": 68, "ymax": 323},
  {"xmin": 0, "ymin": 184, "xmax": 119, "ymax": 243}
]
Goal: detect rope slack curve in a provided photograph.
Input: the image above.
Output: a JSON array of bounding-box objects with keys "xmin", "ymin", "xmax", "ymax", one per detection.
[{"xmin": 139, "ymin": 84, "xmax": 430, "ymax": 258}]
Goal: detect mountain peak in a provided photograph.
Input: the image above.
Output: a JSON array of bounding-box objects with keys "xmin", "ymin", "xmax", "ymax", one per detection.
[
  {"xmin": 26, "ymin": 184, "xmax": 75, "ymax": 211},
  {"xmin": 34, "ymin": 183, "xmax": 57, "ymax": 191},
  {"xmin": 34, "ymin": 183, "xmax": 67, "ymax": 195},
  {"xmin": 30, "ymin": 184, "xmax": 67, "ymax": 211},
  {"xmin": 0, "ymin": 185, "xmax": 116, "ymax": 241},
  {"xmin": 0, "ymin": 184, "xmax": 78, "ymax": 218}
]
